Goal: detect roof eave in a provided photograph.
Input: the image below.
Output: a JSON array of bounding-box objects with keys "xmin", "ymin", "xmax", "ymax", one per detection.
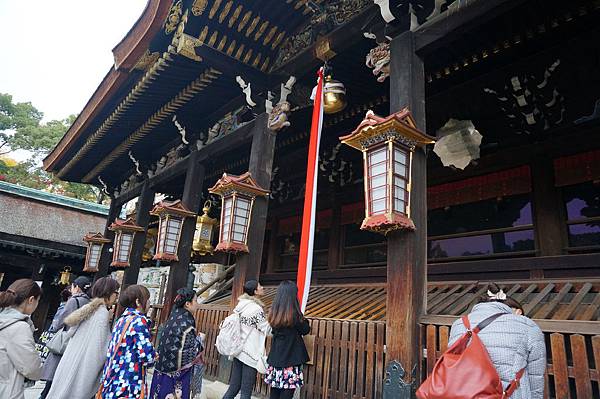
[{"xmin": 43, "ymin": 0, "xmax": 172, "ymax": 174}]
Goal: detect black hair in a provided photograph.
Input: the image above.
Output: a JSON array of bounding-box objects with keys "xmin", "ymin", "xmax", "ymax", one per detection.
[
  {"xmin": 479, "ymin": 282, "xmax": 502, "ymax": 303},
  {"xmin": 60, "ymin": 288, "xmax": 72, "ymax": 302},
  {"xmin": 504, "ymin": 297, "xmax": 525, "ymax": 316},
  {"xmin": 268, "ymin": 280, "xmax": 302, "ymax": 329},
  {"xmin": 243, "ymin": 280, "xmax": 259, "ymax": 296},
  {"xmin": 479, "ymin": 282, "xmax": 525, "ymax": 315},
  {"xmin": 0, "ymin": 279, "xmax": 43, "ymax": 308},
  {"xmin": 174, "ymin": 288, "xmax": 196, "ymax": 308}
]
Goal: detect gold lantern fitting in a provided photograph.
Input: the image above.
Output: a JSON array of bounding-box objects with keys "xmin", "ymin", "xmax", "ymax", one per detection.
[
  {"xmin": 323, "ymin": 75, "xmax": 347, "ymax": 114},
  {"xmin": 192, "ymin": 200, "xmax": 218, "ymax": 256},
  {"xmin": 59, "ymin": 266, "xmax": 72, "ymax": 285}
]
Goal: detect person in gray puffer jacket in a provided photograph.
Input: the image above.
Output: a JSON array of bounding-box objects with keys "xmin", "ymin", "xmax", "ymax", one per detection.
[{"xmin": 448, "ymin": 284, "xmax": 546, "ymax": 399}]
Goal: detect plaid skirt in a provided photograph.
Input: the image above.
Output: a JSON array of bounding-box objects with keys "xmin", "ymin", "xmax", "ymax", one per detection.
[{"xmin": 264, "ymin": 366, "xmax": 304, "ymax": 389}]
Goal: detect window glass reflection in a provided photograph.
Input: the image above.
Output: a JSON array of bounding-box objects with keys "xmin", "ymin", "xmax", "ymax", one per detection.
[{"xmin": 563, "ymin": 182, "xmax": 600, "ymax": 248}]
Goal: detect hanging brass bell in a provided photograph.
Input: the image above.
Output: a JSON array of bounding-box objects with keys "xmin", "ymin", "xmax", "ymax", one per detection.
[{"xmin": 323, "ymin": 75, "xmax": 347, "ymax": 114}]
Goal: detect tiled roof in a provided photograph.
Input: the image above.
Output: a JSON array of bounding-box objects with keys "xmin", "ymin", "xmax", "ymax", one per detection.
[{"xmin": 0, "ymin": 180, "xmax": 109, "ymax": 215}]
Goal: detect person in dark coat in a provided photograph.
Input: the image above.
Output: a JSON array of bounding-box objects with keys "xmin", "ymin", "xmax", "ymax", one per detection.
[
  {"xmin": 149, "ymin": 288, "xmax": 203, "ymax": 399},
  {"xmin": 38, "ymin": 276, "xmax": 91, "ymax": 399},
  {"xmin": 264, "ymin": 281, "xmax": 310, "ymax": 399},
  {"xmin": 36, "ymin": 288, "xmax": 71, "ymax": 364}
]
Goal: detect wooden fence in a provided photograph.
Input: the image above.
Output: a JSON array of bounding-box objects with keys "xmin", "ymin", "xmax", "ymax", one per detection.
[
  {"xmin": 196, "ymin": 305, "xmax": 599, "ymax": 398},
  {"xmin": 196, "ymin": 305, "xmax": 386, "ymax": 399}
]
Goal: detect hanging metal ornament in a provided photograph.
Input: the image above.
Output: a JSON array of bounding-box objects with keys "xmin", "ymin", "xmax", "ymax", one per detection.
[
  {"xmin": 59, "ymin": 266, "xmax": 72, "ymax": 285},
  {"xmin": 323, "ymin": 74, "xmax": 347, "ymax": 114}
]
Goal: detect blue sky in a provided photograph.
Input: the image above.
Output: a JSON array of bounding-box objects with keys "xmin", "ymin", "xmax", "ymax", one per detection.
[{"xmin": 0, "ymin": 0, "xmax": 147, "ymax": 122}]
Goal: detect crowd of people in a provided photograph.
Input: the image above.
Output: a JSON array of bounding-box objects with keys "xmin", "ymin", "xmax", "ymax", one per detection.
[{"xmin": 0, "ymin": 276, "xmax": 546, "ymax": 399}]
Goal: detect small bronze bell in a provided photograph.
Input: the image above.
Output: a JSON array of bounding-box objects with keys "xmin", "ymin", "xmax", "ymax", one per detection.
[{"xmin": 323, "ymin": 75, "xmax": 347, "ymax": 114}]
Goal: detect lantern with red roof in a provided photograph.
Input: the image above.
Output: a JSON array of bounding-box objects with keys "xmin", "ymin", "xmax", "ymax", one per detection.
[
  {"xmin": 150, "ymin": 199, "xmax": 196, "ymax": 262},
  {"xmin": 209, "ymin": 172, "xmax": 269, "ymax": 253},
  {"xmin": 109, "ymin": 218, "xmax": 144, "ymax": 267},
  {"xmin": 82, "ymin": 232, "xmax": 111, "ymax": 272},
  {"xmin": 340, "ymin": 109, "xmax": 435, "ymax": 234}
]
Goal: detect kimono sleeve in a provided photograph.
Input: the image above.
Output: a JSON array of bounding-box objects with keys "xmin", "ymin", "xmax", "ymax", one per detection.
[{"xmin": 132, "ymin": 317, "xmax": 156, "ymax": 367}]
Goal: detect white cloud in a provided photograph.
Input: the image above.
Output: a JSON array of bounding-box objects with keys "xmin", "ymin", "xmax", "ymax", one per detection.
[{"xmin": 0, "ymin": 0, "xmax": 148, "ymax": 122}]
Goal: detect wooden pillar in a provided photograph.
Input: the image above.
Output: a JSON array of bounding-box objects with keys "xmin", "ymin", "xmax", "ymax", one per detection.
[
  {"xmin": 122, "ymin": 181, "xmax": 155, "ymax": 287},
  {"xmin": 161, "ymin": 152, "xmax": 205, "ymax": 323},
  {"xmin": 384, "ymin": 31, "xmax": 427, "ymax": 399},
  {"xmin": 266, "ymin": 217, "xmax": 279, "ymax": 274},
  {"xmin": 95, "ymin": 200, "xmax": 123, "ymax": 281},
  {"xmin": 231, "ymin": 113, "xmax": 276, "ymax": 307},
  {"xmin": 531, "ymin": 152, "xmax": 567, "ymax": 259},
  {"xmin": 327, "ymin": 198, "xmax": 342, "ymax": 271}
]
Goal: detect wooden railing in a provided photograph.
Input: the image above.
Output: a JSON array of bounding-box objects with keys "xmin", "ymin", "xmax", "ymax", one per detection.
[
  {"xmin": 196, "ymin": 305, "xmax": 599, "ymax": 398},
  {"xmin": 420, "ymin": 315, "xmax": 600, "ymax": 399},
  {"xmin": 195, "ymin": 305, "xmax": 386, "ymax": 398}
]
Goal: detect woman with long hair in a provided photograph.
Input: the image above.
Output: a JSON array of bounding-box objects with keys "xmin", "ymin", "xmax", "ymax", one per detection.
[
  {"xmin": 264, "ymin": 281, "xmax": 310, "ymax": 399},
  {"xmin": 150, "ymin": 287, "xmax": 203, "ymax": 399},
  {"xmin": 47, "ymin": 277, "xmax": 120, "ymax": 399},
  {"xmin": 39, "ymin": 276, "xmax": 91, "ymax": 399},
  {"xmin": 0, "ymin": 279, "xmax": 43, "ymax": 399},
  {"xmin": 223, "ymin": 280, "xmax": 270, "ymax": 399},
  {"xmin": 448, "ymin": 283, "xmax": 546, "ymax": 399},
  {"xmin": 99, "ymin": 284, "xmax": 155, "ymax": 398}
]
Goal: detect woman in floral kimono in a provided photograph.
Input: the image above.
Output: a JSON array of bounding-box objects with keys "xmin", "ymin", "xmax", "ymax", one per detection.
[
  {"xmin": 99, "ymin": 285, "xmax": 155, "ymax": 398},
  {"xmin": 149, "ymin": 288, "xmax": 203, "ymax": 399}
]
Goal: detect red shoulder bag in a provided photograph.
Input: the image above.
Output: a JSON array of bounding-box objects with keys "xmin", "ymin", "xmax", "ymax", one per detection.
[{"xmin": 416, "ymin": 313, "xmax": 524, "ymax": 399}]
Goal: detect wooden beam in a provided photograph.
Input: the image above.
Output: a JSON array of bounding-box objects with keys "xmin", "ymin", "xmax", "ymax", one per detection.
[
  {"xmin": 196, "ymin": 45, "xmax": 268, "ymax": 91},
  {"xmin": 414, "ymin": 0, "xmax": 528, "ymax": 54},
  {"xmin": 230, "ymin": 113, "xmax": 276, "ymax": 307},
  {"xmin": 530, "ymin": 152, "xmax": 568, "ymax": 257},
  {"xmin": 122, "ymin": 181, "xmax": 155, "ymax": 287},
  {"xmin": 271, "ymin": 5, "xmax": 378, "ymax": 76},
  {"xmin": 429, "ymin": 253, "xmax": 600, "ymax": 275},
  {"xmin": 419, "ymin": 314, "xmax": 600, "ymax": 335},
  {"xmin": 161, "ymin": 152, "xmax": 205, "ymax": 323},
  {"xmin": 95, "ymin": 200, "xmax": 123, "ymax": 280},
  {"xmin": 384, "ymin": 31, "xmax": 427, "ymax": 398},
  {"xmin": 0, "ymin": 250, "xmax": 67, "ymax": 271},
  {"xmin": 0, "ymin": 232, "xmax": 85, "ymax": 259},
  {"xmin": 114, "ymin": 120, "xmax": 256, "ymax": 205}
]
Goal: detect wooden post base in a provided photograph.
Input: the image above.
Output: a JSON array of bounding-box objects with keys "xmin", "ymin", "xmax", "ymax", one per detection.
[{"xmin": 383, "ymin": 360, "xmax": 418, "ymax": 399}]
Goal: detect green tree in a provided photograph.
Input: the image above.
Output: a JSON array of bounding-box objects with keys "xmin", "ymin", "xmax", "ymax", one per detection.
[
  {"xmin": 0, "ymin": 93, "xmax": 100, "ymax": 202},
  {"xmin": 0, "ymin": 93, "xmax": 43, "ymax": 155}
]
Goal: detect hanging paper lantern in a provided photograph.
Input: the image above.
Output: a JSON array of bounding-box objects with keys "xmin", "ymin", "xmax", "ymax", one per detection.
[
  {"xmin": 209, "ymin": 172, "xmax": 269, "ymax": 253},
  {"xmin": 82, "ymin": 232, "xmax": 111, "ymax": 273},
  {"xmin": 150, "ymin": 200, "xmax": 195, "ymax": 262},
  {"xmin": 109, "ymin": 218, "xmax": 144, "ymax": 267},
  {"xmin": 340, "ymin": 109, "xmax": 435, "ymax": 234}
]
